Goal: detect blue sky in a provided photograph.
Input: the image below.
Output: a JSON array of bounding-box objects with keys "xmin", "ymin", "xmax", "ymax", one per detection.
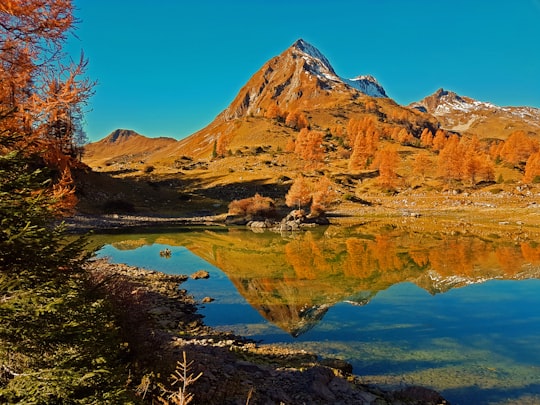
[{"xmin": 69, "ymin": 0, "xmax": 540, "ymax": 141}]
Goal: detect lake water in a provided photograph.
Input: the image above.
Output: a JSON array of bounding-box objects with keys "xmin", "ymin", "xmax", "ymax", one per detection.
[{"xmin": 93, "ymin": 223, "xmax": 540, "ymax": 405}]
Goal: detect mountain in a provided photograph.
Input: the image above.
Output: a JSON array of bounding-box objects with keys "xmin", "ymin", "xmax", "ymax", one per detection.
[
  {"xmin": 221, "ymin": 38, "xmax": 387, "ymax": 120},
  {"xmin": 410, "ymin": 88, "xmax": 540, "ymax": 139},
  {"xmin": 83, "ymin": 129, "xmax": 176, "ymax": 169},
  {"xmin": 147, "ymin": 38, "xmax": 401, "ymax": 162}
]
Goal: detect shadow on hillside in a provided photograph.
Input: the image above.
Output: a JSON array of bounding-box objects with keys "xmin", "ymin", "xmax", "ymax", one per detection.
[
  {"xmin": 74, "ymin": 169, "xmax": 291, "ymax": 217},
  {"xmin": 190, "ymin": 178, "xmax": 291, "ymax": 203}
]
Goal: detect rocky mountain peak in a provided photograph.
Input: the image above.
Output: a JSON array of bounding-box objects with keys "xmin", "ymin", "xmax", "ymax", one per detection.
[
  {"xmin": 290, "ymin": 38, "xmax": 336, "ymax": 76},
  {"xmin": 410, "ymin": 88, "xmax": 473, "ymax": 114},
  {"xmin": 222, "ymin": 39, "xmax": 387, "ymax": 120},
  {"xmin": 105, "ymin": 129, "xmax": 141, "ymax": 143}
]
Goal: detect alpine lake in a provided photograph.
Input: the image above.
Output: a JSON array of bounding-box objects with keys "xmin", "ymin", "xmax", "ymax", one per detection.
[{"xmin": 90, "ymin": 219, "xmax": 540, "ymax": 405}]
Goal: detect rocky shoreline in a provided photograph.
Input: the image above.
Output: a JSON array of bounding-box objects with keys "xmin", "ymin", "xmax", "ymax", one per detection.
[
  {"xmin": 65, "ymin": 213, "xmax": 226, "ymax": 232},
  {"xmin": 84, "ymin": 258, "xmax": 449, "ymax": 404}
]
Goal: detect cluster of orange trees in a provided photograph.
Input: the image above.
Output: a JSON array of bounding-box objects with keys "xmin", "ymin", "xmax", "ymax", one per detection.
[
  {"xmin": 284, "ymin": 111, "xmax": 540, "ymax": 189},
  {"xmin": 265, "ymin": 104, "xmax": 309, "ymax": 130},
  {"xmin": 227, "ymin": 175, "xmax": 335, "ymax": 219}
]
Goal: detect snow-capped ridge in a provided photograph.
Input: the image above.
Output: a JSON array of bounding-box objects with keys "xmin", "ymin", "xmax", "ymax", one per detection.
[
  {"xmin": 346, "ymin": 75, "xmax": 388, "ymax": 98},
  {"xmin": 290, "ymin": 39, "xmax": 387, "ymax": 98},
  {"xmin": 413, "ymin": 87, "xmax": 538, "ymax": 116},
  {"xmin": 292, "ymin": 39, "xmax": 336, "ymax": 74},
  {"xmin": 410, "ymin": 88, "xmax": 540, "ymax": 134}
]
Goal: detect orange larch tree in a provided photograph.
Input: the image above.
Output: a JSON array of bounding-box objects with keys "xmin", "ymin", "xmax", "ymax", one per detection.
[
  {"xmin": 310, "ymin": 176, "xmax": 335, "ymax": 216},
  {"xmin": 347, "ymin": 117, "xmax": 379, "ymax": 170},
  {"xmin": 419, "ymin": 128, "xmax": 434, "ymax": 148},
  {"xmin": 285, "ymin": 175, "xmax": 312, "ymax": 209},
  {"xmin": 523, "ymin": 151, "xmax": 540, "ymax": 183},
  {"xmin": 1, "ymin": 0, "xmax": 92, "ymax": 155},
  {"xmin": 285, "ymin": 175, "xmax": 336, "ymax": 216},
  {"xmin": 294, "ymin": 128, "xmax": 324, "ymax": 166},
  {"xmin": 397, "ymin": 128, "xmax": 415, "ymax": 146},
  {"xmin": 436, "ymin": 135, "xmax": 463, "ymax": 183},
  {"xmin": 413, "ymin": 151, "xmax": 433, "ymax": 181},
  {"xmin": 216, "ymin": 132, "xmax": 231, "ymax": 157},
  {"xmin": 432, "ymin": 129, "xmax": 448, "ymax": 152},
  {"xmin": 0, "ymin": 0, "xmax": 93, "ymax": 213},
  {"xmin": 265, "ymin": 103, "xmax": 282, "ymax": 120},
  {"xmin": 462, "ymin": 136, "xmax": 494, "ymax": 184},
  {"xmin": 436, "ymin": 135, "xmax": 494, "ymax": 185},
  {"xmin": 372, "ymin": 144, "xmax": 399, "ymax": 189},
  {"xmin": 285, "ymin": 137, "xmax": 296, "ymax": 152},
  {"xmin": 285, "ymin": 109, "xmax": 308, "ymax": 130}
]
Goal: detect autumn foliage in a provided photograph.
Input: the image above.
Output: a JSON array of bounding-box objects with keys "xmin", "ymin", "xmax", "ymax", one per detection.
[
  {"xmin": 347, "ymin": 117, "xmax": 379, "ymax": 170},
  {"xmin": 228, "ymin": 193, "xmax": 276, "ymax": 218},
  {"xmin": 285, "ymin": 175, "xmax": 335, "ymax": 216},
  {"xmin": 216, "ymin": 132, "xmax": 231, "ymax": 157},
  {"xmin": 497, "ymin": 130, "xmax": 539, "ymax": 168},
  {"xmin": 292, "ymin": 128, "xmax": 325, "ymax": 165},
  {"xmin": 523, "ymin": 151, "xmax": 540, "ymax": 183},
  {"xmin": 436, "ymin": 135, "xmax": 494, "ymax": 185},
  {"xmin": 1, "ymin": 0, "xmax": 93, "ymax": 213},
  {"xmin": 285, "ymin": 176, "xmax": 312, "ymax": 209},
  {"xmin": 413, "ymin": 151, "xmax": 432, "ymax": 180},
  {"xmin": 284, "ymin": 109, "xmax": 309, "ymax": 130},
  {"xmin": 372, "ymin": 144, "xmax": 400, "ymax": 189}
]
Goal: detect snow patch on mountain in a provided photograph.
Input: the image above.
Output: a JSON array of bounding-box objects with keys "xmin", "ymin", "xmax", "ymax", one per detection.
[
  {"xmin": 345, "ymin": 75, "xmax": 388, "ymax": 98},
  {"xmin": 292, "ymin": 39, "xmax": 387, "ymax": 98},
  {"xmin": 293, "ymin": 39, "xmax": 335, "ymax": 74}
]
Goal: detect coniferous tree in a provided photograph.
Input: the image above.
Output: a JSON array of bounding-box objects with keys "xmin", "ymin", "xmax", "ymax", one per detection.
[
  {"xmin": 294, "ymin": 128, "xmax": 324, "ymax": 165},
  {"xmin": 413, "ymin": 151, "xmax": 433, "ymax": 181},
  {"xmin": 0, "ymin": 2, "xmax": 133, "ymax": 402}
]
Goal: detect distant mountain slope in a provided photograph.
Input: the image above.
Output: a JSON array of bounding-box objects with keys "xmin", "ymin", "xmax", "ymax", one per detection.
[
  {"xmin": 83, "ymin": 129, "xmax": 177, "ymax": 168},
  {"xmin": 410, "ymin": 88, "xmax": 540, "ymax": 139}
]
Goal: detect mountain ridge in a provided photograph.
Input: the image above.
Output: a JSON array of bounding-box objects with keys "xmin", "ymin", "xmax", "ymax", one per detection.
[
  {"xmin": 83, "ymin": 129, "xmax": 177, "ymax": 168},
  {"xmin": 410, "ymin": 88, "xmax": 540, "ymax": 137},
  {"xmin": 83, "ymin": 39, "xmax": 540, "ymax": 166}
]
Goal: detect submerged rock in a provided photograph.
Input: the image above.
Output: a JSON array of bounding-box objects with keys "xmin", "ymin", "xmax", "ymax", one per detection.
[{"xmin": 191, "ymin": 270, "xmax": 210, "ymax": 279}]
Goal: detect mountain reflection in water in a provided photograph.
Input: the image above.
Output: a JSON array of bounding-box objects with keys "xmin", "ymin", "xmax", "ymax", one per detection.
[{"xmin": 93, "ymin": 223, "xmax": 540, "ymax": 337}]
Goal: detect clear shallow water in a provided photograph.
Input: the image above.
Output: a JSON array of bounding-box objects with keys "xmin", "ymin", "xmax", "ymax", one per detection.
[{"xmin": 95, "ymin": 226, "xmax": 540, "ymax": 405}]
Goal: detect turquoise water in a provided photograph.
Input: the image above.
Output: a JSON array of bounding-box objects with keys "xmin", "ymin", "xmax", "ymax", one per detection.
[{"xmin": 96, "ymin": 228, "xmax": 540, "ymax": 405}]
